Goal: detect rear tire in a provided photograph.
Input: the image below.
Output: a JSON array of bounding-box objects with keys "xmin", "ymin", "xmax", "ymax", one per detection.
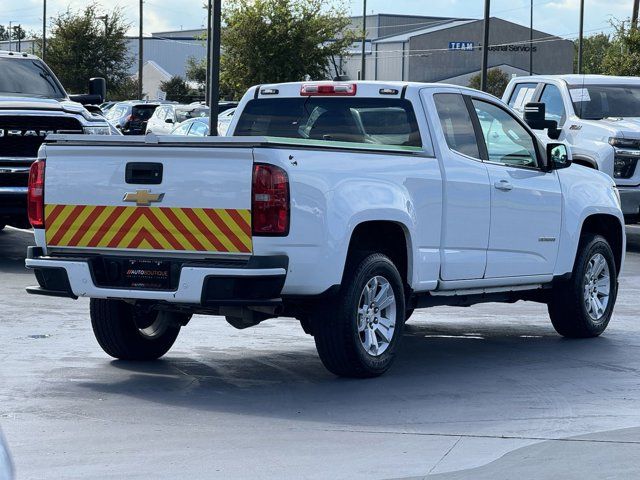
[
  {"xmin": 313, "ymin": 253, "xmax": 405, "ymax": 378},
  {"xmin": 548, "ymin": 234, "xmax": 617, "ymax": 338},
  {"xmin": 90, "ymin": 299, "xmax": 187, "ymax": 360}
]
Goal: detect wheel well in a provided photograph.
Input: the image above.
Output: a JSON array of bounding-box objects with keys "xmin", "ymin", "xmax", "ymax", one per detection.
[
  {"xmin": 344, "ymin": 221, "xmax": 410, "ymax": 286},
  {"xmin": 581, "ymin": 214, "xmax": 623, "ymax": 274}
]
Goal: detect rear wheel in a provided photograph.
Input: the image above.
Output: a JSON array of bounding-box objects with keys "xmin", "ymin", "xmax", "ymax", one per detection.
[
  {"xmin": 548, "ymin": 234, "xmax": 617, "ymax": 338},
  {"xmin": 313, "ymin": 253, "xmax": 405, "ymax": 378},
  {"xmin": 90, "ymin": 299, "xmax": 188, "ymax": 360}
]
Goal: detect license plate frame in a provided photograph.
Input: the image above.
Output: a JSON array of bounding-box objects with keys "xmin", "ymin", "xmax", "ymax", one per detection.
[{"xmin": 123, "ymin": 259, "xmax": 172, "ymax": 290}]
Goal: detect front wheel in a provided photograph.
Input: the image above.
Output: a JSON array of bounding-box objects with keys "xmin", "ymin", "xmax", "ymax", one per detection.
[
  {"xmin": 90, "ymin": 299, "xmax": 188, "ymax": 360},
  {"xmin": 548, "ymin": 234, "xmax": 617, "ymax": 338},
  {"xmin": 313, "ymin": 253, "xmax": 405, "ymax": 378}
]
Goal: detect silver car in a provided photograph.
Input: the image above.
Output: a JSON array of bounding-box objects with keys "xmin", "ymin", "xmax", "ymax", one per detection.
[{"xmin": 0, "ymin": 431, "xmax": 13, "ymax": 480}]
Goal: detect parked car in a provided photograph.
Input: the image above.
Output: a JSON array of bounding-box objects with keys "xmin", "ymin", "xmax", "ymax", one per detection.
[
  {"xmin": 170, "ymin": 117, "xmax": 210, "ymax": 136},
  {"xmin": 146, "ymin": 104, "xmax": 209, "ymax": 135},
  {"xmin": 503, "ymin": 75, "xmax": 640, "ymax": 223},
  {"xmin": 0, "ymin": 49, "xmax": 111, "ymax": 229},
  {"xmin": 99, "ymin": 101, "xmax": 117, "ymax": 114},
  {"xmin": 26, "ymin": 81, "xmax": 624, "ymax": 378},
  {"xmin": 105, "ymin": 101, "xmax": 161, "ymax": 135},
  {"xmin": 217, "ymin": 107, "xmax": 236, "ymax": 135}
]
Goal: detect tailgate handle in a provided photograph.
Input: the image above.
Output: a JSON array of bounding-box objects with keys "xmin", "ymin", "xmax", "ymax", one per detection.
[{"xmin": 125, "ymin": 162, "xmax": 163, "ymax": 185}]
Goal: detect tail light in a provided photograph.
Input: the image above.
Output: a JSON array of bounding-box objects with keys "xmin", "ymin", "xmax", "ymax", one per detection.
[
  {"xmin": 28, "ymin": 160, "xmax": 46, "ymax": 228},
  {"xmin": 252, "ymin": 164, "xmax": 289, "ymax": 236}
]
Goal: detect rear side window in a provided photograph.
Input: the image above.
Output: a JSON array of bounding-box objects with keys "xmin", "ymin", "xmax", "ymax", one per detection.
[
  {"xmin": 107, "ymin": 105, "xmax": 128, "ymax": 120},
  {"xmin": 235, "ymin": 98, "xmax": 421, "ymax": 147},
  {"xmin": 132, "ymin": 105, "xmax": 157, "ymax": 121},
  {"xmin": 508, "ymin": 83, "xmax": 537, "ymax": 114},
  {"xmin": 433, "ymin": 93, "xmax": 479, "ymax": 159}
]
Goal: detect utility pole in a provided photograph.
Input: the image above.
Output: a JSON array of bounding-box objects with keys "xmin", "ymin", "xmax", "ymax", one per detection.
[
  {"xmin": 16, "ymin": 25, "xmax": 22, "ymax": 52},
  {"xmin": 42, "ymin": 0, "xmax": 47, "ymax": 61},
  {"xmin": 138, "ymin": 0, "xmax": 144, "ymax": 100},
  {"xmin": 577, "ymin": 0, "xmax": 584, "ymax": 74},
  {"xmin": 480, "ymin": 0, "xmax": 490, "ymax": 92},
  {"xmin": 8, "ymin": 21, "xmax": 12, "ymax": 52},
  {"xmin": 360, "ymin": 0, "xmax": 367, "ymax": 80},
  {"xmin": 208, "ymin": 0, "xmax": 221, "ymax": 136},
  {"xmin": 206, "ymin": 0, "xmax": 212, "ymax": 104},
  {"xmin": 97, "ymin": 15, "xmax": 109, "ymax": 36},
  {"xmin": 529, "ymin": 0, "xmax": 533, "ymax": 75},
  {"xmin": 633, "ymin": 0, "xmax": 639, "ymax": 29}
]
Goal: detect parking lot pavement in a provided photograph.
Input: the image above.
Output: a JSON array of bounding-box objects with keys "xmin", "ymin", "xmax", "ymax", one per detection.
[{"xmin": 1, "ymin": 226, "xmax": 640, "ymax": 480}]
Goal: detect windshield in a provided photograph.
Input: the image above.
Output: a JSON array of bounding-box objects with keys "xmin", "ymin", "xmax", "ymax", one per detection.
[
  {"xmin": 570, "ymin": 84, "xmax": 640, "ymax": 119},
  {"xmin": 235, "ymin": 98, "xmax": 421, "ymax": 147},
  {"xmin": 0, "ymin": 57, "xmax": 66, "ymax": 99}
]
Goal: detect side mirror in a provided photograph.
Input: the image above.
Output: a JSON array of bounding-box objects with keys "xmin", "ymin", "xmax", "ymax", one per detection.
[
  {"xmin": 165, "ymin": 118, "xmax": 174, "ymax": 124},
  {"xmin": 524, "ymin": 102, "xmax": 561, "ymax": 140},
  {"xmin": 546, "ymin": 143, "xmax": 571, "ymax": 170},
  {"xmin": 89, "ymin": 77, "xmax": 107, "ymax": 103}
]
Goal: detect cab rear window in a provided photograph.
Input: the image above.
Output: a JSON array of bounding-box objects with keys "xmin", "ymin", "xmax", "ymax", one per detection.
[{"xmin": 235, "ymin": 98, "xmax": 422, "ymax": 147}]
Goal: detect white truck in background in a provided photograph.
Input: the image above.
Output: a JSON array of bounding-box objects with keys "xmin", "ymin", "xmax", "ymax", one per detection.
[
  {"xmin": 25, "ymin": 81, "xmax": 624, "ymax": 377},
  {"xmin": 503, "ymin": 75, "xmax": 640, "ymax": 222}
]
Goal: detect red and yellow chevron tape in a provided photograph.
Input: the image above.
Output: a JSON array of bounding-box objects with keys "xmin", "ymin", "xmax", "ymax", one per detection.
[{"xmin": 44, "ymin": 204, "xmax": 252, "ymax": 253}]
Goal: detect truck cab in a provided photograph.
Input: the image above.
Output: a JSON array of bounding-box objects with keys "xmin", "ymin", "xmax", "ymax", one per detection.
[
  {"xmin": 0, "ymin": 50, "xmax": 112, "ymax": 229},
  {"xmin": 503, "ymin": 75, "xmax": 640, "ymax": 222}
]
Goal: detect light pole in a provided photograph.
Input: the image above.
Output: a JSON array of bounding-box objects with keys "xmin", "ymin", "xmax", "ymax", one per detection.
[
  {"xmin": 529, "ymin": 0, "xmax": 533, "ymax": 75},
  {"xmin": 577, "ymin": 0, "xmax": 584, "ymax": 74},
  {"xmin": 206, "ymin": 0, "xmax": 212, "ymax": 104},
  {"xmin": 633, "ymin": 0, "xmax": 639, "ymax": 29},
  {"xmin": 208, "ymin": 0, "xmax": 221, "ymax": 136},
  {"xmin": 480, "ymin": 0, "xmax": 490, "ymax": 92},
  {"xmin": 138, "ymin": 0, "xmax": 144, "ymax": 100},
  {"xmin": 8, "ymin": 21, "xmax": 12, "ymax": 52},
  {"xmin": 42, "ymin": 0, "xmax": 47, "ymax": 60},
  {"xmin": 360, "ymin": 0, "xmax": 367, "ymax": 80}
]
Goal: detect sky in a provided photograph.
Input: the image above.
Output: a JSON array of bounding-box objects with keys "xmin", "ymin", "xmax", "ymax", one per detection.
[{"xmin": 1, "ymin": 0, "xmax": 634, "ymax": 40}]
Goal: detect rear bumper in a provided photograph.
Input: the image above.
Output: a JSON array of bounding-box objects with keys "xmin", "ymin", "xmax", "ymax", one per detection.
[
  {"xmin": 25, "ymin": 247, "xmax": 288, "ymax": 306},
  {"xmin": 618, "ymin": 186, "xmax": 640, "ymax": 216}
]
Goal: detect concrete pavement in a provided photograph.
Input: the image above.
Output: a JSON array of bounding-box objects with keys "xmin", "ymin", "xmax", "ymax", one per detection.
[{"xmin": 1, "ymin": 227, "xmax": 640, "ymax": 479}]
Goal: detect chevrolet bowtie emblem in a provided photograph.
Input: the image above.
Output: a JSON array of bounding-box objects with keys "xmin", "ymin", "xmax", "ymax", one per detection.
[{"xmin": 123, "ymin": 189, "xmax": 165, "ymax": 206}]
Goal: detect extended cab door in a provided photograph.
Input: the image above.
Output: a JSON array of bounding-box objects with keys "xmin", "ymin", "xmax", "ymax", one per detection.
[
  {"xmin": 426, "ymin": 90, "xmax": 491, "ymax": 280},
  {"xmin": 469, "ymin": 97, "xmax": 562, "ymax": 278}
]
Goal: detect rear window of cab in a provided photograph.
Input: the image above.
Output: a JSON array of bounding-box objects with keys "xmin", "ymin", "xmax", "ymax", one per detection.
[{"xmin": 234, "ymin": 97, "xmax": 422, "ymax": 148}]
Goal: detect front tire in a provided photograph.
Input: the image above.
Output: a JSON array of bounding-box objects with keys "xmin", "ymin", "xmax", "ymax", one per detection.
[
  {"xmin": 548, "ymin": 234, "xmax": 617, "ymax": 338},
  {"xmin": 90, "ymin": 299, "xmax": 187, "ymax": 360},
  {"xmin": 313, "ymin": 253, "xmax": 405, "ymax": 378}
]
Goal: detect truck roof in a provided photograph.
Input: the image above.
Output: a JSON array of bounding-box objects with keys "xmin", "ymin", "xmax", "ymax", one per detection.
[
  {"xmin": 511, "ymin": 74, "xmax": 640, "ymax": 86},
  {"xmin": 0, "ymin": 50, "xmax": 40, "ymax": 60},
  {"xmin": 252, "ymin": 80, "xmax": 483, "ymax": 98}
]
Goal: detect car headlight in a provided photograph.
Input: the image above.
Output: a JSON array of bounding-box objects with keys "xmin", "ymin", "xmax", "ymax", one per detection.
[
  {"xmin": 83, "ymin": 126, "xmax": 112, "ymax": 135},
  {"xmin": 609, "ymin": 137, "xmax": 640, "ymax": 148}
]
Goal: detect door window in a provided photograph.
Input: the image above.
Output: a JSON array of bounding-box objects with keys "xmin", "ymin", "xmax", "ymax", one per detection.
[
  {"xmin": 433, "ymin": 93, "xmax": 480, "ymax": 159},
  {"xmin": 539, "ymin": 84, "xmax": 566, "ymax": 125},
  {"xmin": 507, "ymin": 83, "xmax": 537, "ymax": 114},
  {"xmin": 472, "ymin": 99, "xmax": 539, "ymax": 168},
  {"xmin": 171, "ymin": 122, "xmax": 191, "ymax": 135},
  {"xmin": 188, "ymin": 122, "xmax": 208, "ymax": 136}
]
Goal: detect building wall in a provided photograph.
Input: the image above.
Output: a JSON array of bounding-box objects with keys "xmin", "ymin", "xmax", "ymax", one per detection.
[
  {"xmin": 126, "ymin": 37, "xmax": 206, "ymax": 78},
  {"xmin": 407, "ymin": 18, "xmax": 573, "ymax": 83},
  {"xmin": 375, "ymin": 42, "xmax": 406, "ymax": 81}
]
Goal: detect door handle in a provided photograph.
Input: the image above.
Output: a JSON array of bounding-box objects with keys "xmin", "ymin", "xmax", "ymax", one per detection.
[{"xmin": 494, "ymin": 180, "xmax": 513, "ymax": 191}]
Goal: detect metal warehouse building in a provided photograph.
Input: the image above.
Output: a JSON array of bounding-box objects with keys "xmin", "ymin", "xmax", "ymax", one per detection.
[{"xmin": 339, "ymin": 14, "xmax": 574, "ymax": 84}]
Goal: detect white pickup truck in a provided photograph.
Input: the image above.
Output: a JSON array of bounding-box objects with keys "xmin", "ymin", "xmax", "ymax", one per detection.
[
  {"xmin": 503, "ymin": 75, "xmax": 640, "ymax": 222},
  {"xmin": 25, "ymin": 81, "xmax": 625, "ymax": 377}
]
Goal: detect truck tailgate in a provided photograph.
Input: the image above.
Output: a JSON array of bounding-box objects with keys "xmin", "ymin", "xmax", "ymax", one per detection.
[{"xmin": 43, "ymin": 142, "xmax": 253, "ymax": 255}]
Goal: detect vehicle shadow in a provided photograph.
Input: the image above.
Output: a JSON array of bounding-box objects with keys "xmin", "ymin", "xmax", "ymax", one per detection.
[
  {"xmin": 0, "ymin": 228, "xmax": 33, "ymax": 274},
  {"xmin": 77, "ymin": 319, "xmax": 629, "ymax": 428}
]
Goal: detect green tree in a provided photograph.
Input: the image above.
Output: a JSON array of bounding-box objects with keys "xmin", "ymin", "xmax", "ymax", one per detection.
[
  {"xmin": 160, "ymin": 76, "xmax": 192, "ymax": 102},
  {"xmin": 0, "ymin": 25, "xmax": 27, "ymax": 41},
  {"xmin": 41, "ymin": 3, "xmax": 133, "ymax": 99},
  {"xmin": 109, "ymin": 77, "xmax": 141, "ymax": 101},
  {"xmin": 220, "ymin": 0, "xmax": 356, "ymax": 99},
  {"xmin": 468, "ymin": 68, "xmax": 511, "ymax": 98},
  {"xmin": 186, "ymin": 56, "xmax": 207, "ymax": 90},
  {"xmin": 601, "ymin": 20, "xmax": 640, "ymax": 76},
  {"xmin": 574, "ymin": 33, "xmax": 611, "ymax": 74}
]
